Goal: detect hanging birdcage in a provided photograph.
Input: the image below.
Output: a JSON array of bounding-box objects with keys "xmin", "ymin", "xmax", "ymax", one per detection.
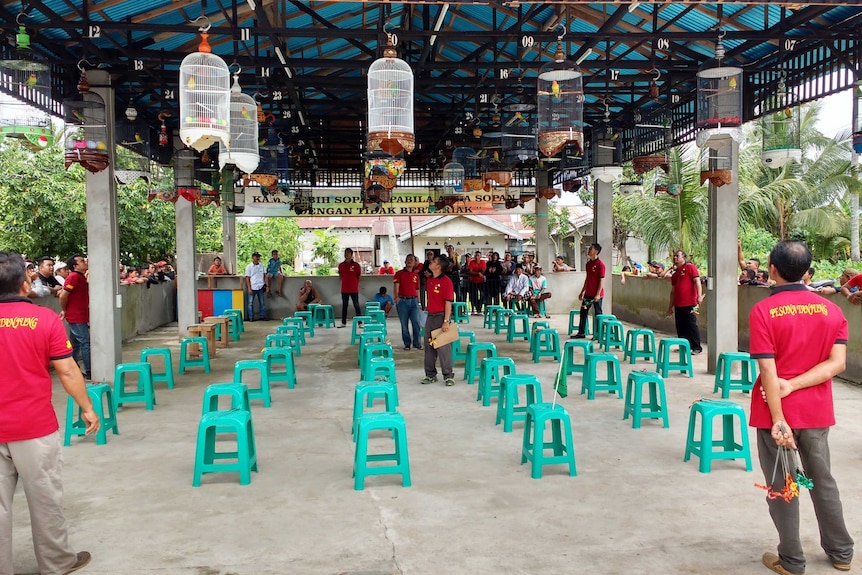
[
  {"xmin": 0, "ymin": 21, "xmax": 53, "ymax": 151},
  {"xmin": 174, "ymin": 149, "xmax": 200, "ymax": 203},
  {"xmin": 699, "ymin": 147, "xmax": 733, "ymax": 187},
  {"xmin": 501, "ymin": 107, "xmax": 537, "ymax": 168},
  {"xmin": 442, "ymin": 162, "xmax": 465, "ymax": 192},
  {"xmin": 63, "ymin": 68, "xmax": 109, "ymax": 173},
  {"xmin": 252, "ymin": 132, "xmax": 289, "ymax": 191},
  {"xmin": 179, "ymin": 24, "xmax": 231, "ymax": 152},
  {"xmin": 537, "ymin": 35, "xmax": 584, "ymax": 158},
  {"xmin": 590, "ymin": 117, "xmax": 622, "ymax": 183},
  {"xmin": 114, "ymin": 105, "xmax": 153, "ymax": 184},
  {"xmin": 632, "ymin": 115, "xmax": 671, "ymax": 175},
  {"xmin": 218, "ymin": 75, "xmax": 259, "ymax": 174},
  {"xmin": 761, "ymin": 76, "xmax": 802, "ymax": 168},
  {"xmin": 367, "ymin": 33, "xmax": 414, "ymax": 156},
  {"xmin": 452, "ymin": 146, "xmax": 478, "ymax": 177},
  {"xmin": 696, "ymin": 32, "xmax": 743, "ymax": 150}
]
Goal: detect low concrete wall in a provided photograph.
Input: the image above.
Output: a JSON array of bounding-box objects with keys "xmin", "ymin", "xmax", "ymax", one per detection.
[{"xmin": 611, "ymin": 274, "xmax": 862, "ymax": 384}]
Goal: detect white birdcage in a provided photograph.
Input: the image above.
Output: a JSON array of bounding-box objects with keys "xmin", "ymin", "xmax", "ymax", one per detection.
[
  {"xmin": 367, "ymin": 34, "xmax": 414, "ymax": 156},
  {"xmin": 537, "ymin": 39, "xmax": 584, "ymax": 158},
  {"xmin": 442, "ymin": 162, "xmax": 465, "ymax": 192},
  {"xmin": 696, "ymin": 32, "xmax": 743, "ymax": 150},
  {"xmin": 0, "ymin": 23, "xmax": 53, "ymax": 151},
  {"xmin": 218, "ymin": 75, "xmax": 259, "ymax": 174},
  {"xmin": 179, "ymin": 29, "xmax": 231, "ymax": 152}
]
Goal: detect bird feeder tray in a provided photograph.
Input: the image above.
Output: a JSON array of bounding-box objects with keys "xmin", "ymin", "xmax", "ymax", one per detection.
[
  {"xmin": 538, "ymin": 131, "xmax": 583, "ymax": 159},
  {"xmin": 699, "ymin": 169, "xmax": 732, "ymax": 187},
  {"xmin": 367, "ymin": 174, "xmax": 397, "ymax": 190},
  {"xmin": 632, "ymin": 154, "xmax": 670, "ymax": 175},
  {"xmin": 463, "ymin": 178, "xmax": 485, "ymax": 192},
  {"xmin": 483, "ymin": 171, "xmax": 512, "ymax": 187},
  {"xmin": 367, "ymin": 132, "xmax": 415, "ymax": 156},
  {"xmin": 0, "ymin": 124, "xmax": 51, "ymax": 151},
  {"xmin": 539, "ymin": 187, "xmax": 560, "ymax": 200},
  {"xmin": 249, "ymin": 173, "xmax": 278, "ymax": 188}
]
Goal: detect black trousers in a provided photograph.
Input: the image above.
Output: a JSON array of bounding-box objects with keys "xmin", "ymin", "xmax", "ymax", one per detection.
[
  {"xmin": 341, "ymin": 292, "xmax": 361, "ymax": 324},
  {"xmin": 485, "ymin": 278, "xmax": 501, "ymax": 306},
  {"xmin": 673, "ymin": 306, "xmax": 702, "ymax": 352},
  {"xmin": 577, "ymin": 297, "xmax": 603, "ymax": 335}
]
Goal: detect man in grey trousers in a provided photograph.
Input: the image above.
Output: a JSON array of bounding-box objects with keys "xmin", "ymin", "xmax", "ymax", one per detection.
[{"xmin": 421, "ymin": 254, "xmax": 455, "ymax": 387}]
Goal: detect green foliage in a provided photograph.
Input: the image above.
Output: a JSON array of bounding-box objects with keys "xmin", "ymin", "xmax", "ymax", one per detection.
[
  {"xmin": 236, "ymin": 217, "xmax": 302, "ymax": 269},
  {"xmin": 522, "ymin": 204, "xmax": 578, "ymax": 255},
  {"xmin": 315, "ymin": 264, "xmax": 332, "ymax": 276},
  {"xmin": 312, "ymin": 226, "xmax": 340, "ymax": 267},
  {"xmin": 195, "ymin": 203, "xmax": 224, "ymax": 254},
  {"xmin": 738, "ymin": 226, "xmax": 778, "ymax": 265}
]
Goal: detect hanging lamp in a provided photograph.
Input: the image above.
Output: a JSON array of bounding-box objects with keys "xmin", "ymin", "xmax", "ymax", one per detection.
[
  {"xmin": 63, "ymin": 62, "xmax": 109, "ymax": 173},
  {"xmin": 367, "ymin": 31, "xmax": 414, "ymax": 156},
  {"xmin": 218, "ymin": 72, "xmax": 260, "ymax": 174},
  {"xmin": 0, "ymin": 15, "xmax": 53, "ymax": 151},
  {"xmin": 537, "ymin": 27, "xmax": 584, "ymax": 158},
  {"xmin": 695, "ymin": 30, "xmax": 743, "ymax": 150},
  {"xmin": 179, "ymin": 19, "xmax": 231, "ymax": 152}
]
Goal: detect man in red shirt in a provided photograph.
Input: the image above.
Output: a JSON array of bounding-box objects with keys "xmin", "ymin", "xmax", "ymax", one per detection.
[
  {"xmin": 58, "ymin": 254, "xmax": 91, "ymax": 379},
  {"xmin": 572, "ymin": 243, "xmax": 605, "ymax": 339},
  {"xmin": 467, "ymin": 250, "xmax": 486, "ymax": 316},
  {"xmin": 393, "ymin": 254, "xmax": 422, "ymax": 351},
  {"xmin": 749, "ymin": 240, "xmax": 853, "ymax": 575},
  {"xmin": 422, "ymin": 254, "xmax": 455, "ymax": 386},
  {"xmin": 337, "ymin": 248, "xmax": 362, "ymax": 328},
  {"xmin": 377, "ymin": 260, "xmax": 395, "ymax": 275},
  {"xmin": 0, "ymin": 252, "xmax": 98, "ymax": 575},
  {"xmin": 666, "ymin": 249, "xmax": 703, "ymax": 354}
]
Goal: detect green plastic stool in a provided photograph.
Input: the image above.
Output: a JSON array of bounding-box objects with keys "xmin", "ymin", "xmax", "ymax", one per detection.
[
  {"xmin": 363, "ymin": 321, "xmax": 387, "ymax": 339},
  {"xmin": 281, "ymin": 319, "xmax": 307, "ymax": 346},
  {"xmin": 313, "ymin": 304, "xmax": 336, "ymax": 328},
  {"xmin": 265, "ymin": 333, "xmax": 293, "ymax": 350},
  {"xmin": 140, "ymin": 347, "xmax": 175, "ymax": 389},
  {"xmin": 463, "ymin": 342, "xmax": 497, "ymax": 384},
  {"xmin": 360, "ymin": 343, "xmax": 394, "ymax": 380},
  {"xmin": 684, "ymin": 399, "xmax": 752, "ymax": 473},
  {"xmin": 224, "ymin": 308, "xmax": 245, "ymax": 333},
  {"xmin": 477, "ymin": 357, "xmax": 516, "ymax": 407},
  {"xmin": 353, "ymin": 411, "xmax": 411, "ymax": 490},
  {"xmin": 351, "ymin": 315, "xmax": 373, "ymax": 345},
  {"xmin": 657, "ymin": 338, "xmax": 694, "ymax": 378},
  {"xmin": 494, "ymin": 309, "xmax": 514, "ymax": 335},
  {"xmin": 599, "ymin": 319, "xmax": 625, "ymax": 352},
  {"xmin": 623, "ymin": 371, "xmax": 669, "ymax": 429},
  {"xmin": 193, "ymin": 409, "xmax": 258, "ymax": 486},
  {"xmin": 567, "ymin": 309, "xmax": 591, "ymax": 337},
  {"xmin": 294, "ymin": 311, "xmax": 315, "ymax": 338},
  {"xmin": 561, "ymin": 339, "xmax": 594, "ymax": 376},
  {"xmin": 368, "ymin": 357, "xmax": 397, "ymax": 384},
  {"xmin": 114, "ymin": 362, "xmax": 156, "ymax": 410},
  {"xmin": 484, "ymin": 305, "xmax": 504, "ymax": 329},
  {"xmin": 624, "ymin": 329, "xmax": 657, "ymax": 365},
  {"xmin": 714, "ymin": 352, "xmax": 757, "ymax": 398},
  {"xmin": 364, "ymin": 302, "xmax": 381, "ymax": 316},
  {"xmin": 274, "ymin": 326, "xmax": 302, "ymax": 356},
  {"xmin": 64, "ymin": 383, "xmax": 119, "ymax": 446},
  {"xmin": 368, "ymin": 309, "xmax": 386, "ymax": 325},
  {"xmin": 593, "ymin": 314, "xmax": 616, "ymax": 343},
  {"xmin": 581, "ymin": 352, "xmax": 623, "ymax": 400},
  {"xmin": 452, "ymin": 301, "xmax": 469, "ymax": 324},
  {"xmin": 233, "ymin": 359, "xmax": 272, "ymax": 408},
  {"xmin": 531, "ymin": 328, "xmax": 561, "ymax": 363},
  {"xmin": 507, "ymin": 313, "xmax": 530, "ymax": 342},
  {"xmin": 352, "ymin": 381, "xmax": 398, "ymax": 438},
  {"xmin": 451, "ymin": 330, "xmax": 476, "ymax": 364},
  {"xmin": 262, "ymin": 347, "xmax": 297, "ymax": 389},
  {"xmin": 201, "ymin": 383, "xmax": 251, "ymax": 414},
  {"xmin": 357, "ymin": 334, "xmax": 387, "ymax": 367},
  {"xmin": 521, "ymin": 403, "xmax": 577, "ymax": 479},
  {"xmin": 179, "ymin": 337, "xmax": 211, "ymax": 374},
  {"xmin": 496, "ymin": 374, "xmax": 543, "ymax": 433}
]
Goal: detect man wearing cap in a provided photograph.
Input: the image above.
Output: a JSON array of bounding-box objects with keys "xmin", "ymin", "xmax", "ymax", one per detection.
[
  {"xmin": 54, "ymin": 261, "xmax": 70, "ymax": 286},
  {"xmin": 378, "ymin": 260, "xmax": 395, "ymax": 275},
  {"xmin": 643, "ymin": 260, "xmax": 669, "ymax": 280},
  {"xmin": 245, "ymin": 252, "xmax": 267, "ymax": 321}
]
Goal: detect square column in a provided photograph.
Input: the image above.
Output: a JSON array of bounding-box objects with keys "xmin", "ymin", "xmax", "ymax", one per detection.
[
  {"xmin": 176, "ymin": 198, "xmax": 198, "ymax": 336},
  {"xmin": 594, "ymin": 178, "xmax": 614, "ymax": 313}
]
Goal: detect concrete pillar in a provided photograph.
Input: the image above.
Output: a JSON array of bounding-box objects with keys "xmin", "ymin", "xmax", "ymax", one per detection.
[
  {"xmin": 706, "ymin": 140, "xmax": 740, "ymax": 372},
  {"xmin": 594, "ymin": 178, "xmax": 614, "ymax": 313},
  {"xmin": 221, "ymin": 207, "xmax": 237, "ymax": 274},
  {"xmin": 534, "ymin": 170, "xmax": 552, "ymax": 269},
  {"xmin": 176, "ymin": 198, "xmax": 198, "ymax": 336},
  {"xmin": 85, "ymin": 70, "xmax": 122, "ymax": 382}
]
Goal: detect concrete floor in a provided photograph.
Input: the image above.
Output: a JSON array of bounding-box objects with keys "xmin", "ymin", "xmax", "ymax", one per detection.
[{"xmin": 11, "ymin": 313, "xmax": 862, "ymax": 575}]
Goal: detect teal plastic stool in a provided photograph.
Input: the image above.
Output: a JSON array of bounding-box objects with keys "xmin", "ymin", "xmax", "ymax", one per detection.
[
  {"xmin": 452, "ymin": 301, "xmax": 469, "ymax": 324},
  {"xmin": 280, "ymin": 319, "xmax": 307, "ymax": 346},
  {"xmin": 362, "ymin": 321, "xmax": 387, "ymax": 340},
  {"xmin": 463, "ymin": 342, "xmax": 497, "ymax": 384},
  {"xmin": 531, "ymin": 328, "xmax": 561, "ymax": 363},
  {"xmin": 714, "ymin": 352, "xmax": 757, "ymax": 398},
  {"xmin": 477, "ymin": 357, "xmax": 516, "ymax": 406},
  {"xmin": 521, "ymin": 403, "xmax": 577, "ymax": 479},
  {"xmin": 494, "ymin": 309, "xmax": 514, "ymax": 335},
  {"xmin": 192, "ymin": 409, "xmax": 258, "ymax": 486},
  {"xmin": 201, "ymin": 383, "xmax": 251, "ymax": 414},
  {"xmin": 313, "ymin": 304, "xmax": 336, "ymax": 328},
  {"xmin": 567, "ymin": 309, "xmax": 591, "ymax": 337},
  {"xmin": 684, "ymin": 399, "xmax": 752, "ymax": 473},
  {"xmin": 368, "ymin": 357, "xmax": 397, "ymax": 384},
  {"xmin": 368, "ymin": 309, "xmax": 386, "ymax": 325},
  {"xmin": 364, "ymin": 302, "xmax": 381, "ymax": 316},
  {"xmin": 624, "ymin": 329, "xmax": 657, "ymax": 365},
  {"xmin": 265, "ymin": 333, "xmax": 293, "ymax": 350},
  {"xmin": 657, "ymin": 338, "xmax": 694, "ymax": 378},
  {"xmin": 140, "ymin": 347, "xmax": 175, "ymax": 390},
  {"xmin": 353, "ymin": 411, "xmax": 411, "ymax": 490},
  {"xmin": 357, "ymin": 333, "xmax": 386, "ymax": 367},
  {"xmin": 179, "ymin": 337, "xmax": 211, "ymax": 374},
  {"xmin": 581, "ymin": 352, "xmax": 623, "ymax": 400},
  {"xmin": 599, "ymin": 319, "xmax": 625, "ymax": 352},
  {"xmin": 360, "ymin": 343, "xmax": 394, "ymax": 379},
  {"xmin": 224, "ymin": 308, "xmax": 245, "ymax": 334},
  {"xmin": 352, "ymin": 381, "xmax": 398, "ymax": 438},
  {"xmin": 351, "ymin": 315, "xmax": 373, "ymax": 345},
  {"xmin": 507, "ymin": 313, "xmax": 530, "ymax": 343},
  {"xmin": 451, "ymin": 330, "xmax": 476, "ymax": 364},
  {"xmin": 262, "ymin": 347, "xmax": 297, "ymax": 389},
  {"xmin": 623, "ymin": 371, "xmax": 669, "ymax": 429},
  {"xmin": 294, "ymin": 311, "xmax": 315, "ymax": 338},
  {"xmin": 114, "ymin": 362, "xmax": 156, "ymax": 410},
  {"xmin": 233, "ymin": 359, "xmax": 272, "ymax": 408},
  {"xmin": 64, "ymin": 383, "xmax": 119, "ymax": 446},
  {"xmin": 222, "ymin": 312, "xmax": 241, "ymax": 341},
  {"xmin": 593, "ymin": 314, "xmax": 616, "ymax": 342},
  {"xmin": 496, "ymin": 374, "xmax": 543, "ymax": 433},
  {"xmin": 275, "ymin": 326, "xmax": 302, "ymax": 356},
  {"xmin": 484, "ymin": 305, "xmax": 503, "ymax": 329},
  {"xmin": 561, "ymin": 339, "xmax": 594, "ymax": 376}
]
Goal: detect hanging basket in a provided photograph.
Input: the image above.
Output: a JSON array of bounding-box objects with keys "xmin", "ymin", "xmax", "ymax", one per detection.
[
  {"xmin": 463, "ymin": 178, "xmax": 485, "ymax": 192},
  {"xmin": 538, "ymin": 131, "xmax": 583, "ymax": 158},
  {"xmin": 632, "ymin": 154, "xmax": 670, "ymax": 175},
  {"xmin": 700, "ymin": 169, "xmax": 733, "ymax": 187}
]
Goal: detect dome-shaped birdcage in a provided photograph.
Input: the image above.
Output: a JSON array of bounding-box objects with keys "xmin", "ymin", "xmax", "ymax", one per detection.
[
  {"xmin": 442, "ymin": 162, "xmax": 465, "ymax": 192},
  {"xmin": 179, "ymin": 31, "xmax": 231, "ymax": 152},
  {"xmin": 696, "ymin": 33, "xmax": 743, "ymax": 149},
  {"xmin": 367, "ymin": 35, "xmax": 414, "ymax": 156},
  {"xmin": 63, "ymin": 70, "xmax": 109, "ymax": 173},
  {"xmin": 452, "ymin": 146, "xmax": 477, "ymax": 177},
  {"xmin": 537, "ymin": 41, "xmax": 584, "ymax": 158},
  {"xmin": 218, "ymin": 75, "xmax": 259, "ymax": 174},
  {"xmin": 761, "ymin": 77, "xmax": 801, "ymax": 168},
  {"xmin": 0, "ymin": 24, "xmax": 53, "ymax": 151}
]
